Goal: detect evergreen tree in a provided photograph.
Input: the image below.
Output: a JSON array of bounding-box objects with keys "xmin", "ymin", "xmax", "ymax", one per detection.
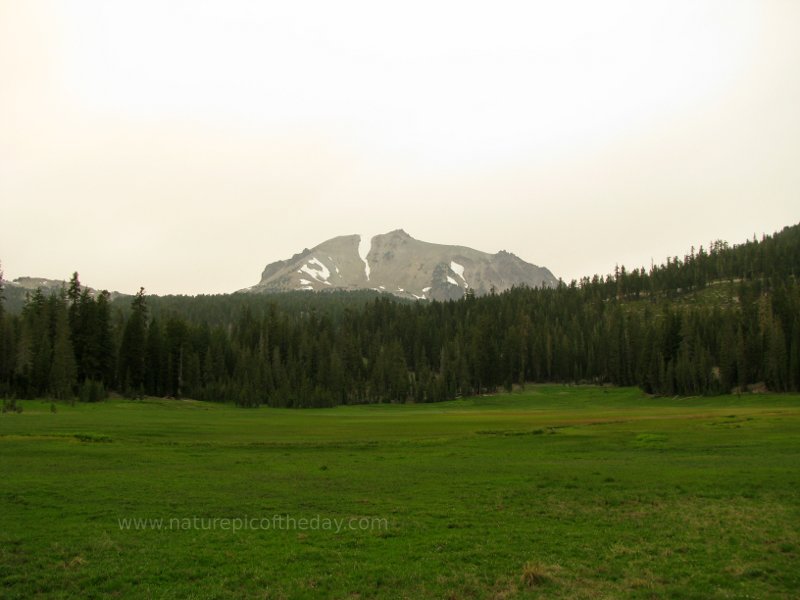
[
  {"xmin": 0, "ymin": 264, "xmax": 11, "ymax": 396},
  {"xmin": 92, "ymin": 291, "xmax": 116, "ymax": 387},
  {"xmin": 118, "ymin": 288, "xmax": 148, "ymax": 397},
  {"xmin": 145, "ymin": 318, "xmax": 164, "ymax": 396},
  {"xmin": 50, "ymin": 293, "xmax": 77, "ymax": 401},
  {"xmin": 0, "ymin": 261, "xmax": 4, "ymax": 320}
]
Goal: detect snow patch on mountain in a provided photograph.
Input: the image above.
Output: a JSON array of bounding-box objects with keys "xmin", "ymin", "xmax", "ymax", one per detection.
[
  {"xmin": 358, "ymin": 234, "xmax": 372, "ymax": 281},
  {"xmin": 300, "ymin": 258, "xmax": 332, "ymax": 285},
  {"xmin": 450, "ymin": 261, "xmax": 468, "ymax": 287}
]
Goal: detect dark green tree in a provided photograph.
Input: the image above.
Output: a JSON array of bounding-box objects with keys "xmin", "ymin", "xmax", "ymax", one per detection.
[
  {"xmin": 118, "ymin": 288, "xmax": 148, "ymax": 397},
  {"xmin": 50, "ymin": 293, "xmax": 77, "ymax": 401}
]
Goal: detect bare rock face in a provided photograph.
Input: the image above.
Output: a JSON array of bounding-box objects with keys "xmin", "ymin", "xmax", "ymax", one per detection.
[{"xmin": 240, "ymin": 229, "xmax": 558, "ymax": 300}]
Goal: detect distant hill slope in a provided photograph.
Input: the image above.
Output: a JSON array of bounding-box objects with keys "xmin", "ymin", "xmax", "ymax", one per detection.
[
  {"xmin": 1, "ymin": 277, "xmax": 127, "ymax": 314},
  {"xmin": 239, "ymin": 229, "xmax": 558, "ymax": 300},
  {"xmin": 1, "ymin": 277, "xmax": 71, "ymax": 313}
]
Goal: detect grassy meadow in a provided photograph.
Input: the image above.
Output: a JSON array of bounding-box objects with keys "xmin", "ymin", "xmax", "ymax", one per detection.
[{"xmin": 1, "ymin": 386, "xmax": 799, "ymax": 598}]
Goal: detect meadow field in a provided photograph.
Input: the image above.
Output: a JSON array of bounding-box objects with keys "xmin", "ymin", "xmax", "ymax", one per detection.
[{"xmin": 1, "ymin": 386, "xmax": 799, "ymax": 599}]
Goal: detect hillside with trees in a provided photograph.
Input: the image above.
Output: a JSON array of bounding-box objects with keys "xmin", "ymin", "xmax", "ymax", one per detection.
[{"xmin": 1, "ymin": 224, "xmax": 798, "ymax": 407}]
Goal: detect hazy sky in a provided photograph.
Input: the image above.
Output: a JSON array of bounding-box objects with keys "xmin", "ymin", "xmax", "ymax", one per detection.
[{"xmin": 2, "ymin": 1, "xmax": 798, "ymax": 295}]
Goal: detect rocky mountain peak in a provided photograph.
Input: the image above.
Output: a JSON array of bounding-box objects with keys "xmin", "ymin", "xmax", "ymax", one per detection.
[{"xmin": 240, "ymin": 230, "xmax": 557, "ymax": 301}]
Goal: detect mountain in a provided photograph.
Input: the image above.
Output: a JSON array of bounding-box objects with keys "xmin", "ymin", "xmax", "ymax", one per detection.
[
  {"xmin": 1, "ymin": 276, "xmax": 128, "ymax": 313},
  {"xmin": 239, "ymin": 229, "xmax": 558, "ymax": 300},
  {"xmin": 1, "ymin": 277, "xmax": 71, "ymax": 313},
  {"xmin": 6, "ymin": 276, "xmax": 70, "ymax": 291}
]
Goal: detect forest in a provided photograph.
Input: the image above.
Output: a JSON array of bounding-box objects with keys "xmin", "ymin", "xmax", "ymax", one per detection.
[{"xmin": 1, "ymin": 224, "xmax": 798, "ymax": 407}]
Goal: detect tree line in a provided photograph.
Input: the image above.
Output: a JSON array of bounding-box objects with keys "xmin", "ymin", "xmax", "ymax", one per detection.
[{"xmin": 0, "ymin": 224, "xmax": 798, "ymax": 406}]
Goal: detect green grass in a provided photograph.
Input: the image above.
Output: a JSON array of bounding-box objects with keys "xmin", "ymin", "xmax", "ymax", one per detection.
[{"xmin": 1, "ymin": 386, "xmax": 799, "ymax": 599}]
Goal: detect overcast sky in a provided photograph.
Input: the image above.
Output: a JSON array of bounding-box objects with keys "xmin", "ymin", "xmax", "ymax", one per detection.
[{"xmin": 2, "ymin": 1, "xmax": 798, "ymax": 295}]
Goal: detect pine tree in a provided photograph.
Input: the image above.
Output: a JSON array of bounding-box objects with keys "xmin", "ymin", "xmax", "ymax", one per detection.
[
  {"xmin": 145, "ymin": 318, "xmax": 164, "ymax": 396},
  {"xmin": 50, "ymin": 294, "xmax": 77, "ymax": 401},
  {"xmin": 789, "ymin": 321, "xmax": 800, "ymax": 391},
  {"xmin": 0, "ymin": 261, "xmax": 5, "ymax": 321},
  {"xmin": 92, "ymin": 291, "xmax": 116, "ymax": 387},
  {"xmin": 27, "ymin": 290, "xmax": 52, "ymax": 397},
  {"xmin": 118, "ymin": 288, "xmax": 148, "ymax": 397},
  {"xmin": 0, "ymin": 264, "xmax": 12, "ymax": 397}
]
